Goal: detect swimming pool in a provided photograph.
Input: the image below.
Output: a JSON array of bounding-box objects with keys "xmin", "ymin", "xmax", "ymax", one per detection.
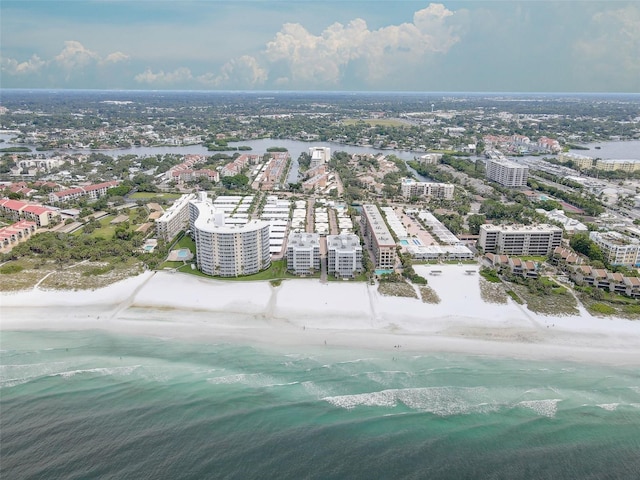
[
  {"xmin": 375, "ymin": 269, "xmax": 394, "ymax": 275},
  {"xmin": 400, "ymin": 240, "xmax": 409, "ymax": 245},
  {"xmin": 176, "ymin": 248, "xmax": 191, "ymax": 259}
]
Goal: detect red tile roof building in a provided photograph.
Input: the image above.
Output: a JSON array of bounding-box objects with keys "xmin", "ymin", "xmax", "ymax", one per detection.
[
  {"xmin": 0, "ymin": 198, "xmax": 60, "ymax": 227},
  {"xmin": 48, "ymin": 181, "xmax": 119, "ymax": 203},
  {"xmin": 0, "ymin": 220, "xmax": 37, "ymax": 252}
]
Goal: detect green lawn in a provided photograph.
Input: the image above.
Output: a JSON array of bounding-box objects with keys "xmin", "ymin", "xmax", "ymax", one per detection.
[
  {"xmin": 173, "ymin": 259, "xmax": 300, "ymax": 282},
  {"xmin": 129, "ymin": 192, "xmax": 182, "ymax": 200},
  {"xmin": 85, "ymin": 215, "xmax": 143, "ymax": 239},
  {"xmin": 175, "ymin": 235, "xmax": 196, "ymax": 252},
  {"xmin": 518, "ymin": 256, "xmax": 548, "ymax": 263}
]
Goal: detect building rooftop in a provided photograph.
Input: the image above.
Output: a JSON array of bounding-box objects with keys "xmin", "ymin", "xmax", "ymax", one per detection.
[{"xmin": 362, "ymin": 204, "xmax": 395, "ymax": 246}]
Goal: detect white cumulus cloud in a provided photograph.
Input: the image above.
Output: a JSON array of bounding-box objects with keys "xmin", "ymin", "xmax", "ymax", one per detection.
[
  {"xmin": 2, "ymin": 40, "xmax": 130, "ymax": 81},
  {"xmin": 102, "ymin": 51, "xmax": 130, "ymax": 65},
  {"xmin": 1, "ymin": 54, "xmax": 46, "ymax": 75},
  {"xmin": 200, "ymin": 55, "xmax": 268, "ymax": 88},
  {"xmin": 239, "ymin": 2, "xmax": 464, "ymax": 88},
  {"xmin": 54, "ymin": 40, "xmax": 100, "ymax": 70},
  {"xmin": 573, "ymin": 5, "xmax": 640, "ymax": 90}
]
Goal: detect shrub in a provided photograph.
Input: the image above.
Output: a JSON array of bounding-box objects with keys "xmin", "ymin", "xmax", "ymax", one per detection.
[
  {"xmin": 83, "ymin": 265, "xmax": 114, "ymax": 276},
  {"xmin": 590, "ymin": 303, "xmax": 616, "ymax": 315},
  {"xmin": 480, "ymin": 267, "xmax": 501, "ymax": 283},
  {"xmin": 0, "ymin": 263, "xmax": 23, "ymax": 274},
  {"xmin": 622, "ymin": 304, "xmax": 640, "ymax": 315},
  {"xmin": 506, "ymin": 290, "xmax": 523, "ymax": 304}
]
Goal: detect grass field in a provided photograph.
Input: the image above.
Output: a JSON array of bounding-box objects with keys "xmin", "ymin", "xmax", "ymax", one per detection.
[
  {"xmin": 174, "ymin": 259, "xmax": 301, "ymax": 281},
  {"xmin": 129, "ymin": 192, "xmax": 182, "ymax": 200}
]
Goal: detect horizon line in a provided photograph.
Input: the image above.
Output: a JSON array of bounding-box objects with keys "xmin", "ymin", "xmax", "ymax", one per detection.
[{"xmin": 1, "ymin": 88, "xmax": 639, "ymax": 96}]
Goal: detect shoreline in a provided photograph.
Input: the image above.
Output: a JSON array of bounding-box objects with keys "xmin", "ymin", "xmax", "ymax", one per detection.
[{"xmin": 2, "ymin": 267, "xmax": 639, "ymax": 366}]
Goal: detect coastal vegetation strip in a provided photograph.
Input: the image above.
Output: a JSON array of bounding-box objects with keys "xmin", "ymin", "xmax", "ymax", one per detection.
[
  {"xmin": 578, "ymin": 292, "xmax": 640, "ymax": 320},
  {"xmin": 0, "ymin": 257, "xmax": 142, "ymax": 291},
  {"xmin": 419, "ymin": 285, "xmax": 441, "ymax": 304},
  {"xmin": 378, "ymin": 281, "xmax": 418, "ymax": 299},
  {"xmin": 509, "ymin": 282, "xmax": 579, "ymax": 316},
  {"xmin": 478, "ymin": 277, "xmax": 508, "ymax": 304}
]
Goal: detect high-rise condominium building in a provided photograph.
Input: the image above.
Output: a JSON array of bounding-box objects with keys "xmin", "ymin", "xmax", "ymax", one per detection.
[
  {"xmin": 189, "ymin": 193, "xmax": 271, "ymax": 277},
  {"xmin": 485, "ymin": 158, "xmax": 528, "ymax": 187},
  {"xmin": 155, "ymin": 193, "xmax": 195, "ymax": 242},
  {"xmin": 361, "ymin": 204, "xmax": 396, "ymax": 269},
  {"xmin": 327, "ymin": 233, "xmax": 363, "ymax": 279},
  {"xmin": 286, "ymin": 232, "xmax": 320, "ymax": 275},
  {"xmin": 479, "ymin": 224, "xmax": 562, "ymax": 256},
  {"xmin": 309, "ymin": 147, "xmax": 331, "ymax": 168}
]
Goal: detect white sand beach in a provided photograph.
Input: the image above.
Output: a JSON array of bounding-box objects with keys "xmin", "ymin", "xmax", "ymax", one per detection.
[{"xmin": 2, "ymin": 265, "xmax": 639, "ymax": 365}]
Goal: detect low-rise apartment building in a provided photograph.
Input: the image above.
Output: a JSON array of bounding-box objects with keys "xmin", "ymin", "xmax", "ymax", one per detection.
[
  {"xmin": 0, "ymin": 198, "xmax": 60, "ymax": 227},
  {"xmin": 589, "ymin": 231, "xmax": 640, "ymax": 267},
  {"xmin": 595, "ymin": 159, "xmax": 640, "ymax": 173},
  {"xmin": 400, "ymin": 178, "xmax": 454, "ymax": 200},
  {"xmin": 417, "ymin": 153, "xmax": 442, "ymax": 165},
  {"xmin": 49, "ymin": 181, "xmax": 119, "ymax": 203},
  {"xmin": 0, "ymin": 220, "xmax": 37, "ymax": 252},
  {"xmin": 557, "ymin": 152, "xmax": 594, "ymax": 170}
]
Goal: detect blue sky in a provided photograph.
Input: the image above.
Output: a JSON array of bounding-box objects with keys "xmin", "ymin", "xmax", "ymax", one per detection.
[{"xmin": 1, "ymin": 1, "xmax": 638, "ymax": 92}]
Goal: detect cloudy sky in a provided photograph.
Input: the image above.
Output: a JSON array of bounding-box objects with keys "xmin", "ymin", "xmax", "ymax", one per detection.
[{"xmin": 1, "ymin": 1, "xmax": 638, "ymax": 92}]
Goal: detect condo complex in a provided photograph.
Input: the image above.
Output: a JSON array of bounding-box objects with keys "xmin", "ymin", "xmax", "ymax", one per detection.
[
  {"xmin": 189, "ymin": 193, "xmax": 271, "ymax": 277},
  {"xmin": 479, "ymin": 224, "xmax": 563, "ymax": 256}
]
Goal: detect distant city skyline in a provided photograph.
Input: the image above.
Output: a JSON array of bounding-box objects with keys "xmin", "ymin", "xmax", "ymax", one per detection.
[{"xmin": 1, "ymin": 1, "xmax": 639, "ymax": 93}]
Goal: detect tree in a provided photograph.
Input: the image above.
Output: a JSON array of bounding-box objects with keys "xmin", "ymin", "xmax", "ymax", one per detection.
[
  {"xmin": 382, "ymin": 183, "xmax": 399, "ymax": 197},
  {"xmin": 221, "ymin": 173, "xmax": 249, "ymax": 189},
  {"xmin": 467, "ymin": 214, "xmax": 486, "ymax": 235},
  {"xmin": 570, "ymin": 232, "xmax": 604, "ymax": 263},
  {"xmin": 570, "ymin": 233, "xmax": 591, "ymax": 257}
]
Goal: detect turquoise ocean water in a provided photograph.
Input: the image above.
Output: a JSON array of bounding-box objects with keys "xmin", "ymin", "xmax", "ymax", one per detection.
[{"xmin": 1, "ymin": 329, "xmax": 639, "ymax": 479}]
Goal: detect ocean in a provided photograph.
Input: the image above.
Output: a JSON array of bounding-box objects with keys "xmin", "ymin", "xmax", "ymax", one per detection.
[{"xmin": 1, "ymin": 329, "xmax": 639, "ymax": 480}]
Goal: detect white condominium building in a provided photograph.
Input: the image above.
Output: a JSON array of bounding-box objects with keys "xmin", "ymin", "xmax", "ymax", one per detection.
[
  {"xmin": 536, "ymin": 208, "xmax": 588, "ymax": 235},
  {"xmin": 479, "ymin": 224, "xmax": 562, "ymax": 256},
  {"xmin": 361, "ymin": 204, "xmax": 396, "ymax": 269},
  {"xmin": 400, "ymin": 178, "xmax": 455, "ymax": 200},
  {"xmin": 417, "ymin": 153, "xmax": 442, "ymax": 165},
  {"xmin": 308, "ymin": 147, "xmax": 331, "ymax": 168},
  {"xmin": 327, "ymin": 233, "xmax": 363, "ymax": 279},
  {"xmin": 286, "ymin": 232, "xmax": 320, "ymax": 275},
  {"xmin": 589, "ymin": 231, "xmax": 640, "ymax": 267},
  {"xmin": 485, "ymin": 158, "xmax": 528, "ymax": 187},
  {"xmin": 189, "ymin": 192, "xmax": 271, "ymax": 277},
  {"xmin": 155, "ymin": 193, "xmax": 195, "ymax": 242}
]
